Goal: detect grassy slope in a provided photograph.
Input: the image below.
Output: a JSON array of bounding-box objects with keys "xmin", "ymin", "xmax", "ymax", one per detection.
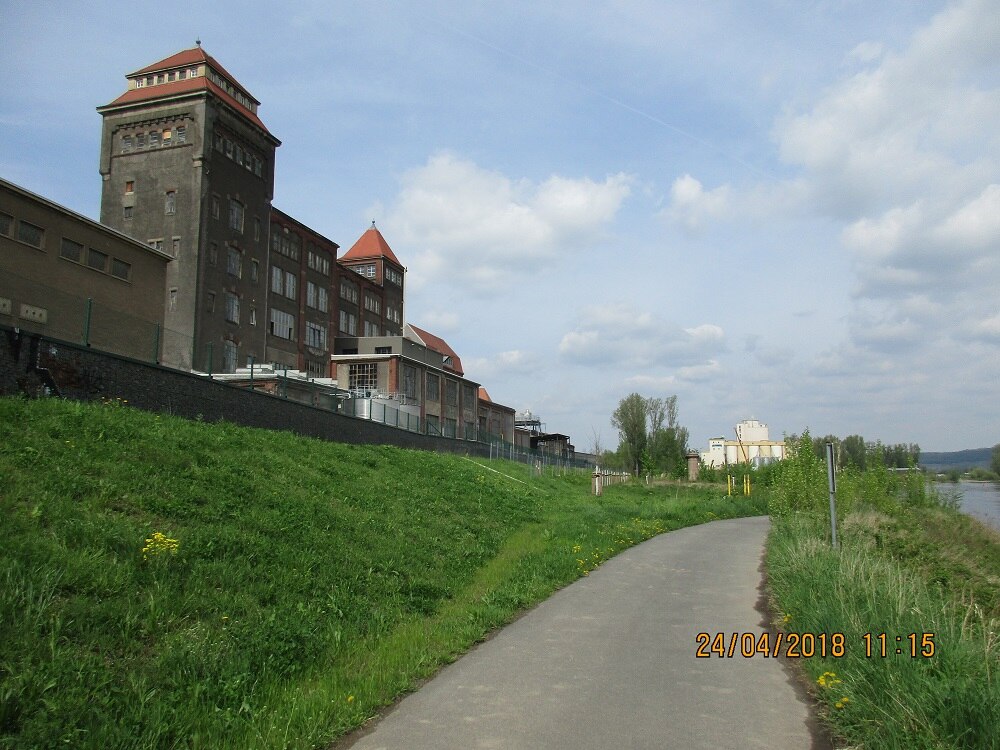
[{"xmin": 0, "ymin": 397, "xmax": 765, "ymax": 749}]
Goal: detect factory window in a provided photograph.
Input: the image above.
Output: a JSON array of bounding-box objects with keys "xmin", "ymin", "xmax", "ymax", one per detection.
[
  {"xmin": 59, "ymin": 237, "xmax": 83, "ymax": 262},
  {"xmin": 348, "ymin": 363, "xmax": 377, "ymax": 391},
  {"xmin": 222, "ymin": 340, "xmax": 237, "ymax": 373},
  {"xmin": 402, "ymin": 364, "xmax": 418, "ymax": 399},
  {"xmin": 227, "ymin": 247, "xmax": 242, "ymax": 278},
  {"xmin": 228, "ymin": 199, "xmax": 244, "ymax": 233},
  {"xmin": 269, "ymin": 309, "xmax": 295, "ymax": 340},
  {"xmin": 110, "ymin": 258, "xmax": 131, "ymax": 281},
  {"xmin": 16, "ymin": 221, "xmax": 44, "ymax": 249},
  {"xmin": 340, "ymin": 278, "xmax": 358, "ymax": 303},
  {"xmin": 225, "ymin": 293, "xmax": 240, "ymax": 324},
  {"xmin": 305, "ymin": 322, "xmax": 326, "ymax": 349}
]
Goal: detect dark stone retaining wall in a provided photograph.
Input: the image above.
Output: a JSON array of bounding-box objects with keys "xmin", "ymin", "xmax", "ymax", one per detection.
[{"xmin": 0, "ymin": 324, "xmax": 488, "ymax": 457}]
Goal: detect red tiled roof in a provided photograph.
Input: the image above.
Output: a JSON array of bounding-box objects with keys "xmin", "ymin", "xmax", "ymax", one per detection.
[
  {"xmin": 129, "ymin": 46, "xmax": 257, "ymax": 104},
  {"xmin": 478, "ymin": 387, "xmax": 492, "ymax": 402},
  {"xmin": 101, "ymin": 47, "xmax": 275, "ymax": 139},
  {"xmin": 341, "ymin": 226, "xmax": 402, "ymax": 266},
  {"xmin": 99, "ymin": 77, "xmax": 275, "ymax": 139},
  {"xmin": 406, "ymin": 324, "xmax": 463, "ymax": 376}
]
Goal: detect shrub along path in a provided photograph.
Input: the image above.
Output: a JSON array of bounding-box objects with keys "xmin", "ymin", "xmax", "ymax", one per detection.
[{"xmin": 342, "ymin": 516, "xmax": 829, "ymax": 750}]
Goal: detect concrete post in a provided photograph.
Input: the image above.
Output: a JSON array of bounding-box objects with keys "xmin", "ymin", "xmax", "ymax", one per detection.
[{"xmin": 686, "ymin": 452, "xmax": 701, "ymax": 482}]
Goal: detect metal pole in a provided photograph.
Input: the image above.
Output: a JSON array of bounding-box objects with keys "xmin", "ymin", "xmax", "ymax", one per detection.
[
  {"xmin": 206, "ymin": 343, "xmax": 213, "ymax": 377},
  {"xmin": 826, "ymin": 441, "xmax": 839, "ymax": 548},
  {"xmin": 82, "ymin": 297, "xmax": 93, "ymax": 346},
  {"xmin": 249, "ymin": 356, "xmax": 254, "ymax": 390},
  {"xmin": 152, "ymin": 323, "xmax": 161, "ymax": 364}
]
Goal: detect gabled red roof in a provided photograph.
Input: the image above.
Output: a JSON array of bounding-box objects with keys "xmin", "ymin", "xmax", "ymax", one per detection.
[
  {"xmin": 406, "ymin": 324, "xmax": 463, "ymax": 376},
  {"xmin": 478, "ymin": 387, "xmax": 492, "ymax": 402},
  {"xmin": 341, "ymin": 225, "xmax": 402, "ymax": 266}
]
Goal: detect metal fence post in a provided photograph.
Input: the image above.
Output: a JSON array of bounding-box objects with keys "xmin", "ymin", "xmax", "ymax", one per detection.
[
  {"xmin": 152, "ymin": 323, "xmax": 160, "ymax": 364},
  {"xmin": 82, "ymin": 297, "xmax": 93, "ymax": 347}
]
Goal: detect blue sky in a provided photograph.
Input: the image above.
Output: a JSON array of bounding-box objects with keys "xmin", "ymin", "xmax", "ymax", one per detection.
[{"xmin": 3, "ymin": 0, "xmax": 998, "ymax": 452}]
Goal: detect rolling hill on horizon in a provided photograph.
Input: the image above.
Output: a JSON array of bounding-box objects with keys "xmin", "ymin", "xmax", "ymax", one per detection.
[{"xmin": 919, "ymin": 447, "xmax": 992, "ymax": 472}]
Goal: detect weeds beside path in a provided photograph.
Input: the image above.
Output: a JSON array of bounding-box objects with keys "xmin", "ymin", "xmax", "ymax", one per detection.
[{"xmin": 764, "ymin": 432, "xmax": 1000, "ymax": 749}]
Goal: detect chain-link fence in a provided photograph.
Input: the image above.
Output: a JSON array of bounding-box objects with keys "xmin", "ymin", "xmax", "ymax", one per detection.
[
  {"xmin": 3, "ymin": 272, "xmax": 596, "ymax": 464},
  {"xmin": 1, "ymin": 268, "xmax": 185, "ymax": 364}
]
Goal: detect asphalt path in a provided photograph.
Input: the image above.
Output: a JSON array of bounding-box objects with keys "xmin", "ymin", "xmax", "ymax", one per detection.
[{"xmin": 343, "ymin": 516, "xmax": 829, "ymax": 749}]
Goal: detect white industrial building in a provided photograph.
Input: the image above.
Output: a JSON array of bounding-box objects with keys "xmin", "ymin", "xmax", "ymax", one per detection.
[{"xmin": 700, "ymin": 419, "xmax": 787, "ymax": 468}]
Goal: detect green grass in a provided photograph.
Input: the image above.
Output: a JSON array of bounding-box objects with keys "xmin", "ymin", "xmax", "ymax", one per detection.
[
  {"xmin": 765, "ymin": 434, "xmax": 1000, "ymax": 749},
  {"xmin": 0, "ymin": 396, "xmax": 765, "ymax": 749}
]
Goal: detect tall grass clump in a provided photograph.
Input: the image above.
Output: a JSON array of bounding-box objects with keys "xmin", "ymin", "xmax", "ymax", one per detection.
[
  {"xmin": 0, "ymin": 396, "xmax": 765, "ymax": 750},
  {"xmin": 766, "ymin": 429, "xmax": 1000, "ymax": 749}
]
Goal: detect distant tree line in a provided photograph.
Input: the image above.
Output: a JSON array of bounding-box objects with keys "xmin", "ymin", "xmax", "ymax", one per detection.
[
  {"xmin": 602, "ymin": 393, "xmax": 690, "ymax": 477},
  {"xmin": 788, "ymin": 433, "xmax": 921, "ymax": 470}
]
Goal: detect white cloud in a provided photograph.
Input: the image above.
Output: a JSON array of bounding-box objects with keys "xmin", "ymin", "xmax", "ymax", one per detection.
[
  {"xmin": 381, "ymin": 152, "xmax": 632, "ymax": 293},
  {"xmin": 933, "ymin": 184, "xmax": 1000, "ymax": 249},
  {"xmin": 466, "ymin": 349, "xmax": 537, "ymax": 376},
  {"xmin": 761, "ymin": 0, "xmax": 1000, "ymax": 377},
  {"xmin": 416, "ymin": 310, "xmax": 460, "ymax": 332},
  {"xmin": 774, "ymin": 0, "xmax": 1000, "ymax": 219},
  {"xmin": 970, "ymin": 314, "xmax": 1000, "ymax": 342},
  {"xmin": 558, "ymin": 303, "xmax": 726, "ymax": 369},
  {"xmin": 847, "ymin": 41, "xmax": 884, "ymax": 65},
  {"xmin": 664, "ymin": 173, "xmax": 731, "ymax": 231}
]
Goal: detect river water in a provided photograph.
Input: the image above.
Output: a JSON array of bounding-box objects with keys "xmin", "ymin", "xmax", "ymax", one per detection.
[{"xmin": 953, "ymin": 480, "xmax": 1000, "ymax": 532}]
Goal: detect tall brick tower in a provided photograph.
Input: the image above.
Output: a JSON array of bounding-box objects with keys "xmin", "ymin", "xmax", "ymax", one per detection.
[{"xmin": 97, "ymin": 45, "xmax": 280, "ymax": 372}]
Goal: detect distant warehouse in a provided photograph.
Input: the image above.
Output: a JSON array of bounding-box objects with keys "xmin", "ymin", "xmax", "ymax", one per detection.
[{"xmin": 700, "ymin": 419, "xmax": 786, "ymax": 468}]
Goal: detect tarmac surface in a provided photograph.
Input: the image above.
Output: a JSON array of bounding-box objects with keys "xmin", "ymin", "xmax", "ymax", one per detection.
[{"xmin": 343, "ymin": 515, "xmax": 830, "ymax": 749}]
